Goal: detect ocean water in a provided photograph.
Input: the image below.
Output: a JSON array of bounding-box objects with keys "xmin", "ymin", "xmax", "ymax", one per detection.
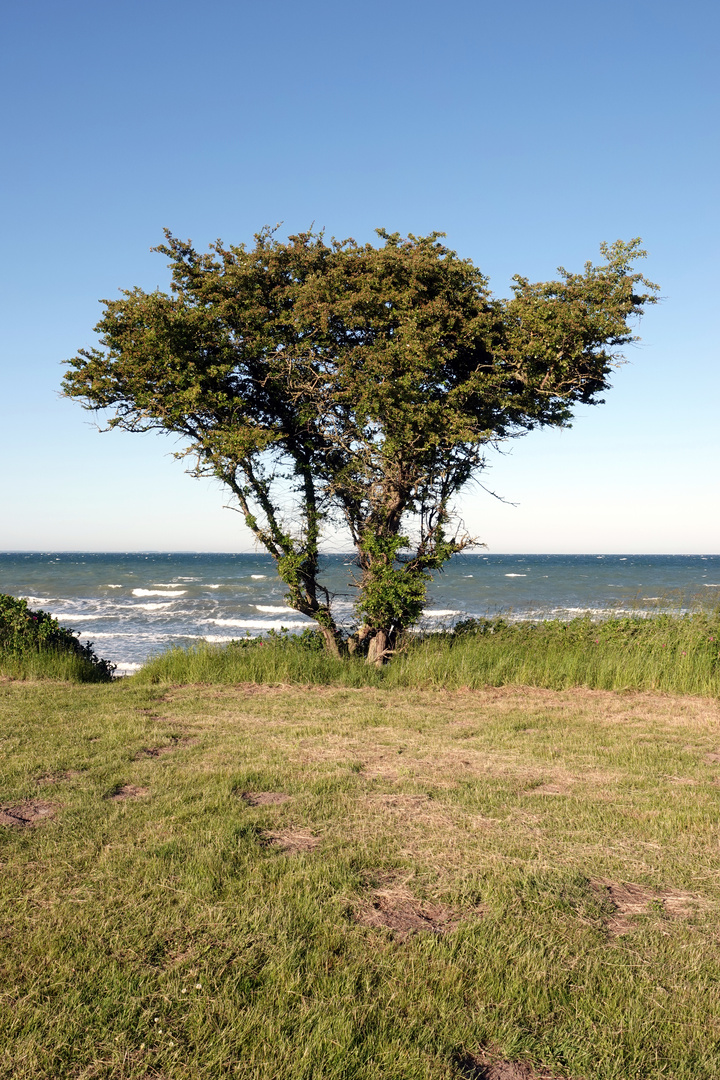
[{"xmin": 1, "ymin": 552, "xmax": 718, "ymax": 675}]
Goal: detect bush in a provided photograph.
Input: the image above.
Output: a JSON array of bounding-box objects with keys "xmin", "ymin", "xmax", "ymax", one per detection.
[{"xmin": 0, "ymin": 594, "xmax": 115, "ymax": 682}]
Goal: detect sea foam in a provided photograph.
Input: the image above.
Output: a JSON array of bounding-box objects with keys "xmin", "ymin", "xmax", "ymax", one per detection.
[{"xmin": 132, "ymin": 588, "xmax": 187, "ymax": 597}]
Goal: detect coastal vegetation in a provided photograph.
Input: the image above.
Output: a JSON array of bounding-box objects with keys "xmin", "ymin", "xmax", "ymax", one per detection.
[
  {"xmin": 2, "ymin": 677, "xmax": 720, "ymax": 1078},
  {"xmin": 0, "ymin": 593, "xmax": 115, "ymax": 682},
  {"xmin": 135, "ymin": 611, "xmax": 720, "ymax": 699},
  {"xmin": 62, "ymin": 230, "xmax": 658, "ymax": 662}
]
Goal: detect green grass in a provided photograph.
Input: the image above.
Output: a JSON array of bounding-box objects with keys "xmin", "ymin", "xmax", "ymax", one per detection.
[
  {"xmin": 0, "ymin": 646, "xmax": 115, "ymax": 682},
  {"xmin": 136, "ymin": 613, "xmax": 720, "ymax": 697},
  {"xmin": 2, "ymin": 678, "xmax": 720, "ymax": 1078}
]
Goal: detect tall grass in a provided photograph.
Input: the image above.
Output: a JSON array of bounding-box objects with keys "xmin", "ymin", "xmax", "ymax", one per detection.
[
  {"xmin": 135, "ymin": 612, "xmax": 720, "ymax": 697},
  {"xmin": 136, "ymin": 640, "xmax": 384, "ymax": 687},
  {"xmin": 388, "ymin": 613, "xmax": 720, "ymax": 695},
  {"xmin": 0, "ymin": 647, "xmax": 115, "ymax": 683}
]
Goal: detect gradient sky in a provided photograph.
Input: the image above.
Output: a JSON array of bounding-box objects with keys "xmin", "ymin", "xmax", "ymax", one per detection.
[{"xmin": 1, "ymin": 0, "xmax": 717, "ymax": 553}]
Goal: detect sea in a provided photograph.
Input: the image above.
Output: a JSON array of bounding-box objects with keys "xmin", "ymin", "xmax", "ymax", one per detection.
[{"xmin": 1, "ymin": 552, "xmax": 718, "ymax": 675}]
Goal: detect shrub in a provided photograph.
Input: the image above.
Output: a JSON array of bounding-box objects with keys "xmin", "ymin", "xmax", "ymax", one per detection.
[{"xmin": 0, "ymin": 594, "xmax": 115, "ymax": 681}]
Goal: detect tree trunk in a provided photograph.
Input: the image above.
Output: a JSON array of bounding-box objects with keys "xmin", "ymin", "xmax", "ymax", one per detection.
[
  {"xmin": 320, "ymin": 626, "xmax": 342, "ymax": 659},
  {"xmin": 366, "ymin": 629, "xmax": 389, "ymax": 666}
]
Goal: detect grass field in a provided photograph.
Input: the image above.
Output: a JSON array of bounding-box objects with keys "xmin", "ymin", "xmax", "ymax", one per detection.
[{"xmin": 3, "ymin": 676, "xmax": 720, "ymax": 1079}]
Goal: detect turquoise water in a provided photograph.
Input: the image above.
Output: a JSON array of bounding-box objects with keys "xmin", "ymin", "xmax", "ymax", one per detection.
[{"xmin": 1, "ymin": 552, "xmax": 718, "ymax": 673}]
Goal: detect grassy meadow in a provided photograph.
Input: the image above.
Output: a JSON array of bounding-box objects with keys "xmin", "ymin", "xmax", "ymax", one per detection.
[{"xmin": 2, "ymin": 662, "xmax": 720, "ymax": 1078}]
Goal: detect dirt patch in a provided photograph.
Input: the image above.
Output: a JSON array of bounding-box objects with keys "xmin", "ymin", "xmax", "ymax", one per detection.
[
  {"xmin": 705, "ymin": 751, "xmax": 720, "ymax": 763},
  {"xmin": 592, "ymin": 878, "xmax": 711, "ymax": 935},
  {"xmin": 240, "ymin": 791, "xmax": 292, "ymax": 806},
  {"xmin": 107, "ymin": 784, "xmax": 149, "ymax": 801},
  {"xmin": 355, "ymin": 887, "xmax": 464, "ymax": 941},
  {"xmin": 135, "ymin": 738, "xmax": 192, "ymax": 760},
  {"xmin": 36, "ymin": 770, "xmax": 81, "ymax": 784},
  {"xmin": 261, "ymin": 829, "xmax": 319, "ymax": 853},
  {"xmin": 456, "ymin": 1054, "xmax": 565, "ymax": 1079},
  {"xmin": 0, "ymin": 800, "xmax": 56, "ymax": 827}
]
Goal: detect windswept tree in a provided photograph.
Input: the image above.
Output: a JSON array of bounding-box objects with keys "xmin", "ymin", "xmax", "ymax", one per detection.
[{"xmin": 63, "ymin": 229, "xmax": 658, "ymax": 662}]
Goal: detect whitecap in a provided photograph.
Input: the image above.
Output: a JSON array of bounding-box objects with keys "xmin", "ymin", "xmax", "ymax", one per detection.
[
  {"xmin": 207, "ymin": 584, "xmax": 223, "ymax": 589},
  {"xmin": 132, "ymin": 602, "xmax": 174, "ymax": 610},
  {"xmin": 505, "ymin": 573, "xmax": 527, "ymax": 577},
  {"xmin": 256, "ymin": 605, "xmax": 292, "ymax": 613},
  {"xmin": 704, "ymin": 583, "xmax": 720, "ymax": 587},
  {"xmin": 204, "ymin": 618, "xmax": 311, "ymax": 629},
  {"xmin": 105, "ymin": 584, "xmax": 123, "ymax": 589},
  {"xmin": 152, "ymin": 583, "xmax": 187, "ymax": 588},
  {"xmin": 422, "ymin": 609, "xmax": 462, "ymax": 618},
  {"xmin": 132, "ymin": 589, "xmax": 187, "ymax": 597},
  {"xmin": 250, "ymin": 574, "xmax": 266, "ymax": 579}
]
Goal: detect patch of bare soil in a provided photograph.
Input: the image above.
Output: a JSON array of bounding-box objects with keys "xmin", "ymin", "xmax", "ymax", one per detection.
[
  {"xmin": 240, "ymin": 791, "xmax": 291, "ymax": 806},
  {"xmin": 592, "ymin": 879, "xmax": 711, "ymax": 935},
  {"xmin": 705, "ymin": 751, "xmax": 720, "ymax": 763},
  {"xmin": 0, "ymin": 800, "xmax": 56, "ymax": 827},
  {"xmin": 36, "ymin": 770, "xmax": 81, "ymax": 784},
  {"xmin": 456, "ymin": 1052, "xmax": 567, "ymax": 1079},
  {"xmin": 355, "ymin": 886, "xmax": 464, "ymax": 941},
  {"xmin": 261, "ymin": 829, "xmax": 319, "ymax": 853},
  {"xmin": 107, "ymin": 784, "xmax": 149, "ymax": 801},
  {"xmin": 135, "ymin": 738, "xmax": 192, "ymax": 760}
]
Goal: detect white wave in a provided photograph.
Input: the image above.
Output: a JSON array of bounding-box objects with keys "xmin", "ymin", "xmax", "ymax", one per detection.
[
  {"xmin": 251, "ymin": 574, "xmax": 266, "ymax": 579},
  {"xmin": 643, "ymin": 597, "xmax": 661, "ymax": 601},
  {"xmin": 704, "ymin": 583, "xmax": 720, "ymax": 587},
  {"xmin": 207, "ymin": 584, "xmax": 222, "ymax": 589},
  {"xmin": 132, "ymin": 588, "xmax": 186, "ymax": 597},
  {"xmin": 68, "ymin": 614, "xmax": 113, "ymax": 621},
  {"xmin": 256, "ymin": 605, "xmax": 292, "ymax": 613},
  {"xmin": 77, "ymin": 631, "xmax": 185, "ymax": 639},
  {"xmin": 22, "ymin": 596, "xmax": 58, "ymax": 605},
  {"xmin": 203, "ymin": 634, "xmax": 245, "ymax": 642},
  {"xmin": 204, "ymin": 618, "xmax": 311, "ymax": 629},
  {"xmin": 105, "ymin": 584, "xmax": 123, "ymax": 589},
  {"xmin": 422, "ymin": 609, "xmax": 462, "ymax": 618},
  {"xmin": 463, "ymin": 575, "xmax": 474, "ymax": 578},
  {"xmin": 152, "ymin": 583, "xmax": 188, "ymax": 588},
  {"xmin": 133, "ymin": 602, "xmax": 174, "ymax": 610},
  {"xmin": 619, "ymin": 558, "xmax": 627, "ymax": 561},
  {"xmin": 176, "ymin": 577, "xmax": 200, "ymax": 582},
  {"xmin": 505, "ymin": 573, "xmax": 527, "ymax": 577}
]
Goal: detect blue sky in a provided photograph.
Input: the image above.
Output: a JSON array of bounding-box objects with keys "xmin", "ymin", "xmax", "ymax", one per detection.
[{"xmin": 1, "ymin": 0, "xmax": 717, "ymax": 552}]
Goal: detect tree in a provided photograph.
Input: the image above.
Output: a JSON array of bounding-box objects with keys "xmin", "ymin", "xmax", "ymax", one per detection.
[{"xmin": 62, "ymin": 229, "xmax": 658, "ymax": 662}]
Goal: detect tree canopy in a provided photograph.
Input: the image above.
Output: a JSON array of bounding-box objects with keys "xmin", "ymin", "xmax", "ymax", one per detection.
[{"xmin": 63, "ymin": 228, "xmax": 658, "ymax": 662}]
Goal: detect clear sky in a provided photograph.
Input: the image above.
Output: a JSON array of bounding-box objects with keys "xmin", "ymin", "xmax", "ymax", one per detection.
[{"xmin": 1, "ymin": 0, "xmax": 717, "ymax": 553}]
